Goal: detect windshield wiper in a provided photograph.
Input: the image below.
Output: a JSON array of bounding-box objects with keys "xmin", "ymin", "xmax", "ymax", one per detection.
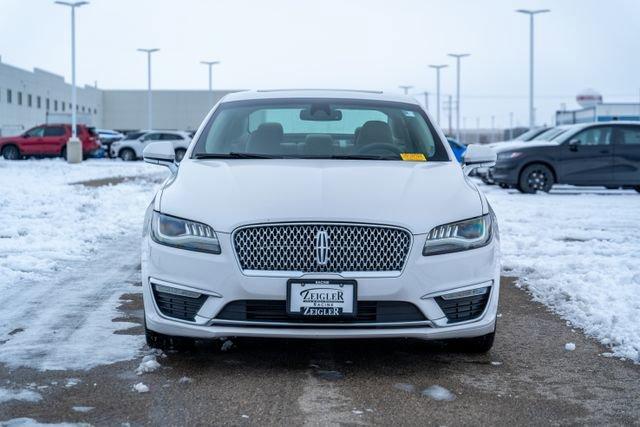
[
  {"xmin": 194, "ymin": 152, "xmax": 281, "ymax": 159},
  {"xmin": 328, "ymin": 154, "xmax": 398, "ymax": 160}
]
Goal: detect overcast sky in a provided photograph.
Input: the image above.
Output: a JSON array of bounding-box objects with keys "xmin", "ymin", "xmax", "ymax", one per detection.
[{"xmin": 2, "ymin": 0, "xmax": 639, "ymax": 129}]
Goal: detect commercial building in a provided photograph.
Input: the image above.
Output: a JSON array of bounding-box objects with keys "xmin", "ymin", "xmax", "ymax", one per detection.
[
  {"xmin": 556, "ymin": 103, "xmax": 640, "ymax": 125},
  {"xmin": 0, "ymin": 57, "xmax": 238, "ymax": 136}
]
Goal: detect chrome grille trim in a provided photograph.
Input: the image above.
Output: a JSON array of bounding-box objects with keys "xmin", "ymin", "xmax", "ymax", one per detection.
[{"xmin": 232, "ymin": 222, "xmax": 412, "ymax": 273}]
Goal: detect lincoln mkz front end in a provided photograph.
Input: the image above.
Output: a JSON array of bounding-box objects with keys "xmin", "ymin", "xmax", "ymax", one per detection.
[{"xmin": 141, "ymin": 90, "xmax": 500, "ymax": 353}]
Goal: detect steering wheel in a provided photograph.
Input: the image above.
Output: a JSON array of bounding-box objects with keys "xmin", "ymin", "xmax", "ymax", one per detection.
[{"xmin": 356, "ymin": 143, "xmax": 403, "ymax": 156}]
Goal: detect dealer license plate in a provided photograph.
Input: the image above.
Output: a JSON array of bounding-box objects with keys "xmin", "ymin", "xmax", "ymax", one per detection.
[{"xmin": 287, "ymin": 279, "xmax": 357, "ymax": 317}]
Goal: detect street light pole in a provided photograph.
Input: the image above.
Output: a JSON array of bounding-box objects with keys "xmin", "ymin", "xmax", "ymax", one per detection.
[
  {"xmin": 398, "ymin": 85, "xmax": 413, "ymax": 95},
  {"xmin": 54, "ymin": 0, "xmax": 88, "ymax": 163},
  {"xmin": 420, "ymin": 91, "xmax": 429, "ymax": 111},
  {"xmin": 447, "ymin": 53, "xmax": 470, "ymax": 142},
  {"xmin": 138, "ymin": 48, "xmax": 160, "ymax": 130},
  {"xmin": 429, "ymin": 65, "xmax": 448, "ymax": 126},
  {"xmin": 200, "ymin": 60, "xmax": 220, "ymax": 105},
  {"xmin": 516, "ymin": 9, "xmax": 550, "ymax": 128}
]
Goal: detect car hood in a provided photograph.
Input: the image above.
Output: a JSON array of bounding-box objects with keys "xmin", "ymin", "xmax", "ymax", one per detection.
[
  {"xmin": 491, "ymin": 140, "xmax": 559, "ymax": 153},
  {"xmin": 159, "ymin": 159, "xmax": 484, "ymax": 234}
]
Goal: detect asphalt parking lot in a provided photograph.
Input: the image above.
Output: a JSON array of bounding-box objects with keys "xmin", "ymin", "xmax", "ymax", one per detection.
[{"xmin": 2, "ymin": 276, "xmax": 639, "ymax": 426}]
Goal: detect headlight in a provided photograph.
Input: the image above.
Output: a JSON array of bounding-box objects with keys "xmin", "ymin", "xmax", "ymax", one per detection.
[
  {"xmin": 497, "ymin": 151, "xmax": 523, "ymax": 161},
  {"xmin": 151, "ymin": 211, "xmax": 221, "ymax": 254},
  {"xmin": 423, "ymin": 214, "xmax": 492, "ymax": 256}
]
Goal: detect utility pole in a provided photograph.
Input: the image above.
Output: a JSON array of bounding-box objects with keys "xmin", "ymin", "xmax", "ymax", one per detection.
[
  {"xmin": 447, "ymin": 53, "xmax": 470, "ymax": 142},
  {"xmin": 137, "ymin": 48, "xmax": 160, "ymax": 130},
  {"xmin": 462, "ymin": 117, "xmax": 467, "ymax": 143},
  {"xmin": 509, "ymin": 112, "xmax": 514, "ymax": 140},
  {"xmin": 491, "ymin": 115, "xmax": 496, "ymax": 142},
  {"xmin": 447, "ymin": 95, "xmax": 453, "ymax": 136},
  {"xmin": 516, "ymin": 9, "xmax": 550, "ymax": 128},
  {"xmin": 55, "ymin": 0, "xmax": 89, "ymax": 163},
  {"xmin": 429, "ymin": 65, "xmax": 448, "ymax": 126}
]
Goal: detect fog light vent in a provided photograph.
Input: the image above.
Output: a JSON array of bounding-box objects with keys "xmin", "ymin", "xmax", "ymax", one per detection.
[
  {"xmin": 152, "ymin": 284, "xmax": 208, "ymax": 321},
  {"xmin": 435, "ymin": 287, "xmax": 490, "ymax": 323}
]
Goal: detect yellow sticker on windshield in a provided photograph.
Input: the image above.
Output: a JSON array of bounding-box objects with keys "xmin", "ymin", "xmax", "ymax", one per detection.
[{"xmin": 400, "ymin": 153, "xmax": 427, "ymax": 162}]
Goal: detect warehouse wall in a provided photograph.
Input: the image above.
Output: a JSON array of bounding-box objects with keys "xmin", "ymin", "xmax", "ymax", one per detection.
[
  {"xmin": 101, "ymin": 90, "xmax": 239, "ymax": 132},
  {"xmin": 0, "ymin": 59, "xmax": 102, "ymax": 136}
]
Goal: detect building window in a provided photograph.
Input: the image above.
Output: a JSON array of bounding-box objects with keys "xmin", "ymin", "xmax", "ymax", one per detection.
[
  {"xmin": 54, "ymin": 100, "xmax": 58, "ymax": 111},
  {"xmin": 27, "ymin": 94, "xmax": 32, "ymax": 107},
  {"xmin": 93, "ymin": 108, "xmax": 97, "ymax": 114},
  {"xmin": 81, "ymin": 106, "xmax": 85, "ymax": 113},
  {"xmin": 46, "ymin": 98, "xmax": 50, "ymax": 110},
  {"xmin": 37, "ymin": 96, "xmax": 41, "ymax": 109},
  {"xmin": 68, "ymin": 102, "xmax": 71, "ymax": 110},
  {"xmin": 7, "ymin": 89, "xmax": 12, "ymax": 104},
  {"xmin": 17, "ymin": 92, "xmax": 22, "ymax": 105},
  {"xmin": 62, "ymin": 102, "xmax": 65, "ymax": 112}
]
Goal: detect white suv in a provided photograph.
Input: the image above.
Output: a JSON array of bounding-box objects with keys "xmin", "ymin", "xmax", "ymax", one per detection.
[
  {"xmin": 111, "ymin": 130, "xmax": 191, "ymax": 161},
  {"xmin": 141, "ymin": 90, "xmax": 499, "ymax": 352}
]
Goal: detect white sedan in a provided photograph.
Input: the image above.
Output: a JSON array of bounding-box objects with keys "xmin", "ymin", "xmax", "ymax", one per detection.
[{"xmin": 141, "ymin": 90, "xmax": 500, "ymax": 353}]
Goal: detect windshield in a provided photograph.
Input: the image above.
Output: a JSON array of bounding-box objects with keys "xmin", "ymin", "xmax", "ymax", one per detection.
[
  {"xmin": 192, "ymin": 100, "xmax": 449, "ymax": 161},
  {"xmin": 514, "ymin": 127, "xmax": 546, "ymax": 141},
  {"xmin": 124, "ymin": 132, "xmax": 145, "ymax": 140},
  {"xmin": 531, "ymin": 127, "xmax": 567, "ymax": 141}
]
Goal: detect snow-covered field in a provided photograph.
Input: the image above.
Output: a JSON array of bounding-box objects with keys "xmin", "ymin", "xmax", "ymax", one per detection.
[
  {"xmin": 0, "ymin": 158, "xmax": 639, "ymax": 372},
  {"xmin": 0, "ymin": 159, "xmax": 166, "ymax": 370},
  {"xmin": 480, "ymin": 182, "xmax": 640, "ymax": 362}
]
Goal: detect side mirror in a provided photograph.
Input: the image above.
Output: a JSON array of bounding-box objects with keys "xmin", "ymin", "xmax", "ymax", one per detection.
[
  {"xmin": 22, "ymin": 134, "xmax": 29, "ymax": 138},
  {"xmin": 568, "ymin": 139, "xmax": 579, "ymax": 151},
  {"xmin": 461, "ymin": 144, "xmax": 496, "ymax": 175},
  {"xmin": 143, "ymin": 142, "xmax": 178, "ymax": 173}
]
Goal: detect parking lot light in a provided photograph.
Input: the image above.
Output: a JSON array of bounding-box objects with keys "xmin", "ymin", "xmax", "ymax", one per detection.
[
  {"xmin": 54, "ymin": 0, "xmax": 89, "ymax": 163},
  {"xmin": 137, "ymin": 48, "xmax": 160, "ymax": 130},
  {"xmin": 429, "ymin": 65, "xmax": 448, "ymax": 126},
  {"xmin": 516, "ymin": 9, "xmax": 550, "ymax": 128},
  {"xmin": 398, "ymin": 85, "xmax": 413, "ymax": 95},
  {"xmin": 200, "ymin": 61, "xmax": 220, "ymax": 105}
]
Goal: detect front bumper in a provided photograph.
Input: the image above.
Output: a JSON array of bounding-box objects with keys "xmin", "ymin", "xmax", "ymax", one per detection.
[
  {"xmin": 142, "ymin": 232, "xmax": 500, "ymax": 340},
  {"xmin": 491, "ymin": 162, "xmax": 520, "ymax": 185}
]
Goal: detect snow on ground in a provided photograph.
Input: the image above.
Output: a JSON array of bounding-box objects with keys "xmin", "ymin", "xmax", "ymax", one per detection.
[
  {"xmin": 0, "ymin": 419, "xmax": 90, "ymax": 427},
  {"xmin": 0, "ymin": 159, "xmax": 166, "ymax": 370},
  {"xmin": 0, "ymin": 388, "xmax": 42, "ymax": 404},
  {"xmin": 421, "ymin": 385, "xmax": 456, "ymax": 401},
  {"xmin": 479, "ymin": 181, "xmax": 640, "ymax": 362}
]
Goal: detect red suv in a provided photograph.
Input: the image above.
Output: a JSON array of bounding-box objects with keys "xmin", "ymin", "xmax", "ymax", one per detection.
[{"xmin": 0, "ymin": 124, "xmax": 101, "ymax": 160}]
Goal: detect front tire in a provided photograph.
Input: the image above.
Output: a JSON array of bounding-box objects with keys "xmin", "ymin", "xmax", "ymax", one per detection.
[
  {"xmin": 2, "ymin": 145, "xmax": 21, "ymax": 160},
  {"xmin": 145, "ymin": 321, "xmax": 195, "ymax": 351},
  {"xmin": 119, "ymin": 148, "xmax": 136, "ymax": 161},
  {"xmin": 452, "ymin": 331, "xmax": 495, "ymax": 353},
  {"xmin": 518, "ymin": 163, "xmax": 554, "ymax": 194},
  {"xmin": 634, "ymin": 186, "xmax": 640, "ymax": 193}
]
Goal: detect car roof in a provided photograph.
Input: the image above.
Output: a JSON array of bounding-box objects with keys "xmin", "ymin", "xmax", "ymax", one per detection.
[
  {"xmin": 562, "ymin": 121, "xmax": 640, "ymax": 131},
  {"xmin": 220, "ymin": 89, "xmax": 421, "ymax": 105}
]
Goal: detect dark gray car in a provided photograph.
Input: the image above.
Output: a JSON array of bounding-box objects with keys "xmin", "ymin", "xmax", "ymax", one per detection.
[{"xmin": 491, "ymin": 122, "xmax": 640, "ymax": 193}]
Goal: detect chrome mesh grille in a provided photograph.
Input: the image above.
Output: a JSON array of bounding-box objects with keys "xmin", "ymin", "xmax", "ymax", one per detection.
[{"xmin": 233, "ymin": 224, "xmax": 412, "ymax": 273}]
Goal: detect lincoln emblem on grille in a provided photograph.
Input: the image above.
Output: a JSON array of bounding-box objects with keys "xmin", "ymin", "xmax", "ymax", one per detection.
[{"xmin": 314, "ymin": 230, "xmax": 330, "ymax": 266}]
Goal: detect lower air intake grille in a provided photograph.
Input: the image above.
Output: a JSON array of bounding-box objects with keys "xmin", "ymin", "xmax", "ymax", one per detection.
[
  {"xmin": 434, "ymin": 291, "xmax": 490, "ymax": 323},
  {"xmin": 152, "ymin": 286, "xmax": 208, "ymax": 321},
  {"xmin": 216, "ymin": 300, "xmax": 426, "ymax": 324}
]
